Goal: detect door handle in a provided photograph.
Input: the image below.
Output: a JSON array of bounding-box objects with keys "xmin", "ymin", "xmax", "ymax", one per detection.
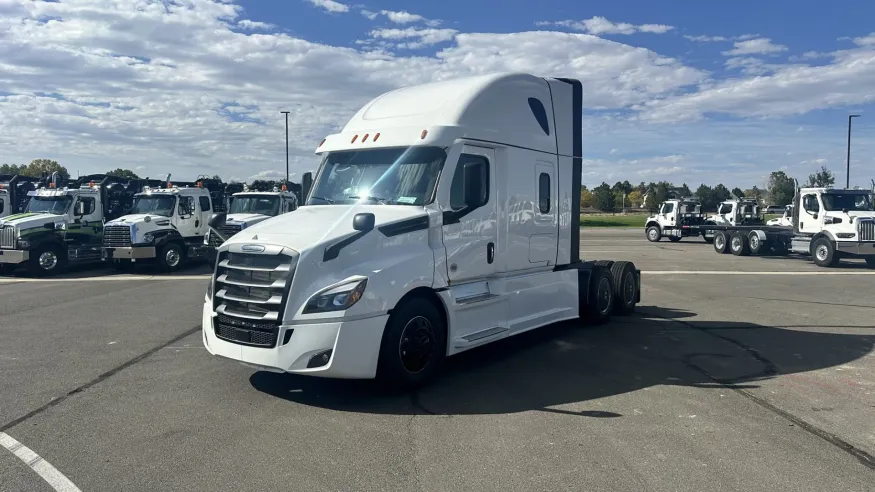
[{"xmin": 487, "ymin": 242, "xmax": 494, "ymax": 264}]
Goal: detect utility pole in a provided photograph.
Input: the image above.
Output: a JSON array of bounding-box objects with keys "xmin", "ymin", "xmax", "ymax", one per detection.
[
  {"xmin": 280, "ymin": 110, "xmax": 291, "ymax": 184},
  {"xmin": 846, "ymin": 114, "xmax": 860, "ymax": 189}
]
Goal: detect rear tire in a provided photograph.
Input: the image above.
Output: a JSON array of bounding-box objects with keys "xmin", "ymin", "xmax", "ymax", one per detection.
[
  {"xmin": 609, "ymin": 261, "xmax": 637, "ymax": 315},
  {"xmin": 811, "ymin": 238, "xmax": 839, "ymax": 267},
  {"xmin": 730, "ymin": 232, "xmax": 750, "ymax": 256},
  {"xmin": 748, "ymin": 232, "xmax": 766, "ymax": 255},
  {"xmin": 377, "ymin": 296, "xmax": 446, "ymax": 390},
  {"xmin": 713, "ymin": 231, "xmax": 729, "ymax": 254},
  {"xmin": 646, "ymin": 226, "xmax": 661, "ymax": 242},
  {"xmin": 584, "ymin": 266, "xmax": 615, "ymax": 325}
]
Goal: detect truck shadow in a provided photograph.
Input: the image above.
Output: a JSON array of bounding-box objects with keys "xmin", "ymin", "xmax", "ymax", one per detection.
[
  {"xmin": 0, "ymin": 261, "xmax": 213, "ymax": 279},
  {"xmin": 249, "ymin": 306, "xmax": 875, "ymax": 416}
]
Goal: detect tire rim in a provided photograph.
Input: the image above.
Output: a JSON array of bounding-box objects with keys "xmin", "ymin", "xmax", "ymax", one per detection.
[
  {"xmin": 165, "ymin": 248, "xmax": 181, "ymax": 267},
  {"xmin": 731, "ymin": 236, "xmax": 742, "ymax": 251},
  {"xmin": 597, "ymin": 277, "xmax": 612, "ymax": 314},
  {"xmin": 749, "ymin": 235, "xmax": 760, "ymax": 250},
  {"xmin": 648, "ymin": 228, "xmax": 658, "ymax": 240},
  {"xmin": 39, "ymin": 251, "xmax": 58, "ymax": 270},
  {"xmin": 622, "ymin": 271, "xmax": 635, "ymax": 305},
  {"xmin": 715, "ymin": 234, "xmax": 725, "ymax": 250},
  {"xmin": 815, "ymin": 244, "xmax": 829, "ymax": 261},
  {"xmin": 398, "ymin": 316, "xmax": 435, "ymax": 374}
]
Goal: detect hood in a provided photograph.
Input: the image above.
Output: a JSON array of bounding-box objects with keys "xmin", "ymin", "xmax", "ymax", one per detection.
[
  {"xmin": 226, "ymin": 213, "xmax": 271, "ymax": 226},
  {"xmin": 0, "ymin": 212, "xmax": 67, "ymax": 230},
  {"xmin": 223, "ymin": 204, "xmax": 427, "ymax": 253},
  {"xmin": 105, "ymin": 214, "xmax": 172, "ymax": 227}
]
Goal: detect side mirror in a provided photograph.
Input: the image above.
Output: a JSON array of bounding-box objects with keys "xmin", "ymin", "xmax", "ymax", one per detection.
[
  {"xmin": 74, "ymin": 202, "xmax": 86, "ymax": 216},
  {"xmin": 353, "ymin": 212, "xmax": 375, "ymax": 232},
  {"xmin": 208, "ymin": 212, "xmax": 227, "ymax": 229},
  {"xmin": 463, "ymin": 161, "xmax": 484, "ymax": 207}
]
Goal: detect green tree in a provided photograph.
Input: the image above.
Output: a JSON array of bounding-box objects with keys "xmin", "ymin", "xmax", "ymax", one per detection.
[
  {"xmin": 731, "ymin": 187, "xmax": 745, "ymax": 198},
  {"xmin": 645, "ymin": 182, "xmax": 669, "ymax": 211},
  {"xmin": 695, "ymin": 184, "xmax": 714, "ymax": 210},
  {"xmin": 106, "ymin": 168, "xmax": 140, "ymax": 180},
  {"xmin": 807, "ymin": 165, "xmax": 835, "ymax": 188},
  {"xmin": 678, "ymin": 183, "xmax": 692, "ymax": 197},
  {"xmin": 767, "ymin": 171, "xmax": 796, "ymax": 206},
  {"xmin": 0, "ymin": 163, "xmax": 27, "ymax": 175},
  {"xmin": 25, "ymin": 159, "xmax": 69, "ymax": 181},
  {"xmin": 580, "ymin": 188, "xmax": 593, "ymax": 209},
  {"xmin": 744, "ymin": 186, "xmax": 764, "ymax": 203},
  {"xmin": 627, "ymin": 190, "xmax": 643, "ymax": 208},
  {"xmin": 592, "ymin": 182, "xmax": 615, "ymax": 212}
]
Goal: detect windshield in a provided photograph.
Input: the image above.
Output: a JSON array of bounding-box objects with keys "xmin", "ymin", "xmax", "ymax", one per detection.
[
  {"xmin": 821, "ymin": 193, "xmax": 872, "ymax": 212},
  {"xmin": 131, "ymin": 195, "xmax": 176, "ymax": 217},
  {"xmin": 230, "ymin": 196, "xmax": 280, "ymax": 216},
  {"xmin": 307, "ymin": 146, "xmax": 447, "ymax": 206},
  {"xmin": 26, "ymin": 196, "xmax": 72, "ymax": 215}
]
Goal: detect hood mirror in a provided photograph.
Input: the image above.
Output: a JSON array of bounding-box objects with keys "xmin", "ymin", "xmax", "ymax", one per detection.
[
  {"xmin": 353, "ymin": 213, "xmax": 375, "ymax": 232},
  {"xmin": 208, "ymin": 212, "xmax": 227, "ymax": 229}
]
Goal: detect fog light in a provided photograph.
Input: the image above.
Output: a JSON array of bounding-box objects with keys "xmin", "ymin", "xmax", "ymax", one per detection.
[{"xmin": 307, "ymin": 349, "xmax": 332, "ymax": 368}]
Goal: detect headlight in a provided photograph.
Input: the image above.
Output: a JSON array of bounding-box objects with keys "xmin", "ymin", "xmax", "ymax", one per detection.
[
  {"xmin": 303, "ymin": 278, "xmax": 367, "ymax": 314},
  {"xmin": 143, "ymin": 233, "xmax": 154, "ymax": 243},
  {"xmin": 836, "ymin": 233, "xmax": 856, "ymax": 239},
  {"xmin": 16, "ymin": 238, "xmax": 30, "ymax": 249},
  {"xmin": 206, "ymin": 279, "xmax": 212, "ymax": 301}
]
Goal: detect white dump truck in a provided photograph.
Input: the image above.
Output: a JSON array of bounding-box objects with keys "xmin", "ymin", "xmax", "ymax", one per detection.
[
  {"xmin": 645, "ymin": 197, "xmax": 708, "ymax": 242},
  {"xmin": 201, "ymin": 72, "xmax": 643, "ymax": 388}
]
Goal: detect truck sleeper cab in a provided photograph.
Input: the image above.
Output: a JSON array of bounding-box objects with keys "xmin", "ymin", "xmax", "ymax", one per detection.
[{"xmin": 202, "ymin": 73, "xmax": 642, "ymax": 387}]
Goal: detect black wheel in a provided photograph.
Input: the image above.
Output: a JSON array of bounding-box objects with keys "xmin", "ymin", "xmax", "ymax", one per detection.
[
  {"xmin": 27, "ymin": 245, "xmax": 66, "ymax": 276},
  {"xmin": 669, "ymin": 236, "xmax": 681, "ymax": 242},
  {"xmin": 713, "ymin": 231, "xmax": 729, "ymax": 254},
  {"xmin": 594, "ymin": 260, "xmax": 614, "ymax": 268},
  {"xmin": 158, "ymin": 243, "xmax": 184, "ymax": 272},
  {"xmin": 811, "ymin": 238, "xmax": 838, "ymax": 267},
  {"xmin": 609, "ymin": 261, "xmax": 637, "ymax": 315},
  {"xmin": 646, "ymin": 226, "xmax": 661, "ymax": 242},
  {"xmin": 865, "ymin": 257, "xmax": 875, "ymax": 268},
  {"xmin": 377, "ymin": 296, "xmax": 446, "ymax": 389},
  {"xmin": 748, "ymin": 232, "xmax": 766, "ymax": 255},
  {"xmin": 584, "ymin": 266, "xmax": 615, "ymax": 325},
  {"xmin": 730, "ymin": 232, "xmax": 749, "ymax": 256},
  {"xmin": 771, "ymin": 240, "xmax": 789, "ymax": 256}
]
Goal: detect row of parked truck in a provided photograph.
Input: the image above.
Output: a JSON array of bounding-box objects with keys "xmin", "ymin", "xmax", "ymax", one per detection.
[
  {"xmin": 0, "ymin": 172, "xmax": 311, "ymax": 275},
  {"xmin": 644, "ymin": 185, "xmax": 875, "ymax": 267}
]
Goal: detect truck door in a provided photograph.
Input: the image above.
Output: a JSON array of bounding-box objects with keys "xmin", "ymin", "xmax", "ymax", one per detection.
[
  {"xmin": 798, "ymin": 193, "xmax": 823, "ymax": 234},
  {"xmin": 69, "ymin": 195, "xmax": 102, "ymax": 248},
  {"xmin": 441, "ymin": 146, "xmax": 497, "ymax": 284},
  {"xmin": 175, "ymin": 195, "xmax": 199, "ymax": 238}
]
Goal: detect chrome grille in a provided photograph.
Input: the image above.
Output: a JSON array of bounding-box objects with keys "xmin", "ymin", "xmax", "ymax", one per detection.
[
  {"xmin": 103, "ymin": 225, "xmax": 131, "ymax": 247},
  {"xmin": 0, "ymin": 226, "xmax": 14, "ymax": 249},
  {"xmin": 858, "ymin": 219, "xmax": 875, "ymax": 241},
  {"xmin": 209, "ymin": 224, "xmax": 242, "ymax": 247},
  {"xmin": 212, "ymin": 249, "xmax": 296, "ymax": 348}
]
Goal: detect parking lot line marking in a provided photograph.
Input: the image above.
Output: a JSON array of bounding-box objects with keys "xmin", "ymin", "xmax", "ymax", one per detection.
[
  {"xmin": 0, "ymin": 432, "xmax": 82, "ymax": 492},
  {"xmin": 645, "ymin": 270, "xmax": 875, "ymax": 275},
  {"xmin": 0, "ymin": 275, "xmax": 211, "ymax": 283}
]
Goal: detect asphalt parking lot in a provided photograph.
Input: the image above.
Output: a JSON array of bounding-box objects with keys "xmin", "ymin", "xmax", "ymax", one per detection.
[{"xmin": 1, "ymin": 228, "xmax": 874, "ymax": 491}]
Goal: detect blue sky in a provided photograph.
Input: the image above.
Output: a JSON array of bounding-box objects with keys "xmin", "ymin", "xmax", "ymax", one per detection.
[{"xmin": 1, "ymin": 0, "xmax": 873, "ymax": 189}]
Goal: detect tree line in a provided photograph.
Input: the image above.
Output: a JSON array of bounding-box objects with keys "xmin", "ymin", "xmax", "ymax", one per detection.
[{"xmin": 582, "ymin": 165, "xmax": 838, "ymax": 212}]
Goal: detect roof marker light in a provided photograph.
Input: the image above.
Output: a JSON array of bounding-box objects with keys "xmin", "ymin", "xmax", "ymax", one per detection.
[
  {"xmin": 362, "ymin": 133, "xmax": 369, "ymax": 142},
  {"xmin": 420, "ymin": 129, "xmax": 428, "ymax": 139},
  {"xmin": 281, "ymin": 184, "xmax": 287, "ymax": 191},
  {"xmin": 373, "ymin": 132, "xmax": 380, "ymax": 142},
  {"xmin": 351, "ymin": 134, "xmax": 358, "ymax": 144},
  {"xmin": 319, "ymin": 138, "xmax": 326, "ymax": 147}
]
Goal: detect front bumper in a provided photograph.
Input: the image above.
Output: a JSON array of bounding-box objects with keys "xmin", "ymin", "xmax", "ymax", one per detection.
[
  {"xmin": 201, "ymin": 302, "xmax": 388, "ymax": 379},
  {"xmin": 102, "ymin": 246, "xmax": 156, "ymax": 260},
  {"xmin": 0, "ymin": 249, "xmax": 29, "ymax": 264},
  {"xmin": 835, "ymin": 241, "xmax": 875, "ymax": 256}
]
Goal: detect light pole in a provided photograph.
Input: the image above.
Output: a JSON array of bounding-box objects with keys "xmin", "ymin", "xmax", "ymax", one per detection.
[
  {"xmin": 846, "ymin": 114, "xmax": 860, "ymax": 189},
  {"xmin": 280, "ymin": 110, "xmax": 291, "ymax": 184}
]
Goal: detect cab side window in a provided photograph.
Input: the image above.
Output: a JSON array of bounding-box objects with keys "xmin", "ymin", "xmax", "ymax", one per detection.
[
  {"xmin": 662, "ymin": 202, "xmax": 674, "ymax": 214},
  {"xmin": 76, "ymin": 197, "xmax": 96, "ymax": 216},
  {"xmin": 803, "ymin": 194, "xmax": 820, "ymax": 213},
  {"xmin": 449, "ymin": 154, "xmax": 489, "ymax": 211},
  {"xmin": 199, "ymin": 196, "xmax": 211, "ymax": 212},
  {"xmin": 179, "ymin": 196, "xmax": 195, "ymax": 216}
]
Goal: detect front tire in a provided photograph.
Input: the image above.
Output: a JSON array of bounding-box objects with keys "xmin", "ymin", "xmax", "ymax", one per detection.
[
  {"xmin": 811, "ymin": 238, "xmax": 838, "ymax": 267},
  {"xmin": 28, "ymin": 245, "xmax": 66, "ymax": 276},
  {"xmin": 158, "ymin": 243, "xmax": 184, "ymax": 272},
  {"xmin": 377, "ymin": 296, "xmax": 446, "ymax": 390},
  {"xmin": 646, "ymin": 226, "xmax": 661, "ymax": 242}
]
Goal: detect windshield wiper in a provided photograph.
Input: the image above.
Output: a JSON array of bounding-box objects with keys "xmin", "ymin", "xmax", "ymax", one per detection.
[
  {"xmin": 349, "ymin": 195, "xmax": 394, "ymax": 204},
  {"xmin": 310, "ymin": 196, "xmax": 335, "ymax": 204}
]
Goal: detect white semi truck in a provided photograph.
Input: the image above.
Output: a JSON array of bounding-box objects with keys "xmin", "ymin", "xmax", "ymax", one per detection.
[
  {"xmin": 201, "ymin": 72, "xmax": 643, "ymax": 388},
  {"xmin": 645, "ymin": 197, "xmax": 707, "ymax": 242},
  {"xmin": 102, "ymin": 180, "xmax": 224, "ymax": 271},
  {"xmin": 710, "ymin": 187, "xmax": 875, "ymax": 267},
  {"xmin": 204, "ymin": 184, "xmax": 300, "ymax": 264}
]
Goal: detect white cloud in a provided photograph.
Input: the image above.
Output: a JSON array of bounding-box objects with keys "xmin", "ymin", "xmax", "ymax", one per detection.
[
  {"xmin": 361, "ymin": 9, "xmax": 442, "ymax": 27},
  {"xmin": 685, "ymin": 35, "xmax": 729, "ymax": 42},
  {"xmin": 853, "ymin": 33, "xmax": 875, "ymax": 46},
  {"xmin": 306, "ymin": 0, "xmax": 349, "ymax": 14},
  {"xmin": 722, "ymin": 37, "xmax": 788, "ymax": 56},
  {"xmin": 236, "ymin": 20, "xmax": 274, "ymax": 31},
  {"xmin": 368, "ymin": 27, "xmax": 458, "ymax": 49},
  {"xmin": 539, "ymin": 16, "xmax": 673, "ymax": 36},
  {"xmin": 360, "ymin": 9, "xmax": 378, "ymax": 20}
]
